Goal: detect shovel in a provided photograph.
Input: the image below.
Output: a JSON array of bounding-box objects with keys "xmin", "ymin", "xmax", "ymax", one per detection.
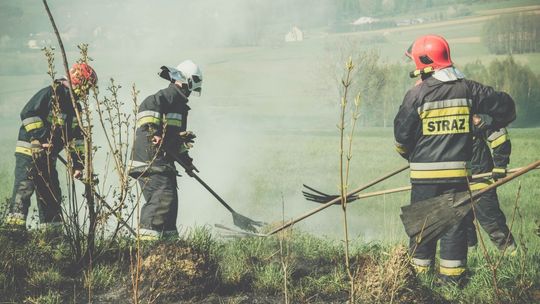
[
  {"xmin": 401, "ymin": 159, "xmax": 540, "ymax": 246},
  {"xmin": 263, "ymin": 165, "xmax": 409, "ymax": 236},
  {"xmin": 170, "ymin": 153, "xmax": 265, "ymax": 233}
]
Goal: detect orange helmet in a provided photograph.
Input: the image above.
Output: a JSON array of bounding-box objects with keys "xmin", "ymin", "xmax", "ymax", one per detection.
[
  {"xmin": 69, "ymin": 63, "xmax": 98, "ymax": 87},
  {"xmin": 406, "ymin": 35, "xmax": 452, "ymax": 77}
]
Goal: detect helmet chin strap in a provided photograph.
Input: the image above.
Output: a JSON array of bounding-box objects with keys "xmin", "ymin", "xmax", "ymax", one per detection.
[{"xmin": 173, "ymin": 81, "xmax": 191, "ymax": 98}]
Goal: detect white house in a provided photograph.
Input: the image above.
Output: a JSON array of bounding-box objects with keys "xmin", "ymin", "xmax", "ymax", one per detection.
[{"xmin": 285, "ymin": 26, "xmax": 303, "ymax": 42}]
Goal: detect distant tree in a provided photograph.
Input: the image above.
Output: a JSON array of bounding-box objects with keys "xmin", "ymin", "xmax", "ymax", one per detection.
[
  {"xmin": 463, "ymin": 57, "xmax": 540, "ymax": 126},
  {"xmin": 482, "ymin": 13, "xmax": 540, "ymax": 54}
]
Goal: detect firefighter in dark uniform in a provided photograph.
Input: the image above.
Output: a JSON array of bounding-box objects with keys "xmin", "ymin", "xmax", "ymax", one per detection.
[
  {"xmin": 5, "ymin": 63, "xmax": 97, "ymax": 230},
  {"xmin": 394, "ymin": 35, "xmax": 516, "ymax": 284},
  {"xmin": 129, "ymin": 60, "xmax": 202, "ymax": 240},
  {"xmin": 467, "ymin": 114, "xmax": 516, "ymax": 251}
]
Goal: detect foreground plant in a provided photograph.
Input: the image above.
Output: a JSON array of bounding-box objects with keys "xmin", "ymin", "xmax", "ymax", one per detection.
[{"xmin": 337, "ymin": 57, "xmax": 362, "ymax": 303}]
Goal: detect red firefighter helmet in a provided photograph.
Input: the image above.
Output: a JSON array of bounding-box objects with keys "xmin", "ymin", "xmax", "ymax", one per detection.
[
  {"xmin": 69, "ymin": 63, "xmax": 98, "ymax": 87},
  {"xmin": 408, "ymin": 35, "xmax": 452, "ymax": 72}
]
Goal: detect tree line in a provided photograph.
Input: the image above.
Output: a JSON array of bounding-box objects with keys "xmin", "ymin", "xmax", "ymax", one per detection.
[
  {"xmin": 338, "ymin": 51, "xmax": 540, "ymax": 127},
  {"xmin": 336, "ymin": 0, "xmax": 501, "ymax": 19},
  {"xmin": 463, "ymin": 57, "xmax": 540, "ymax": 126},
  {"xmin": 482, "ymin": 13, "xmax": 540, "ymax": 55}
]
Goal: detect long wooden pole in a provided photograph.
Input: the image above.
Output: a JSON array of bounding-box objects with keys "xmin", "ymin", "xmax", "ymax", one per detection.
[
  {"xmin": 307, "ymin": 165, "xmax": 540, "ymax": 204},
  {"xmin": 351, "ymin": 166, "xmax": 538, "ymax": 200},
  {"xmin": 265, "ymin": 165, "xmax": 409, "ymax": 236},
  {"xmin": 267, "ymin": 165, "xmax": 539, "ymax": 236}
]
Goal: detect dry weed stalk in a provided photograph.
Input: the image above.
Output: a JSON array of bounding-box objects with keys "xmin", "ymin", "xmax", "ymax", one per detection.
[
  {"xmin": 466, "ymin": 177, "xmax": 500, "ymax": 301},
  {"xmin": 41, "ymin": 7, "xmax": 144, "ymax": 296},
  {"xmin": 512, "ymin": 184, "xmax": 533, "ymax": 301},
  {"xmin": 338, "ymin": 57, "xmax": 361, "ymax": 303},
  {"xmin": 42, "ymin": 0, "xmax": 98, "ymax": 265},
  {"xmin": 354, "ymin": 246, "xmax": 424, "ymax": 304},
  {"xmin": 468, "ymin": 179, "xmax": 525, "ymax": 303},
  {"xmin": 278, "ymin": 194, "xmax": 291, "ymax": 304}
]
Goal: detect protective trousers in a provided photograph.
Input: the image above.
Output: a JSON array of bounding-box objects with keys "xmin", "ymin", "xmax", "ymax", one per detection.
[
  {"xmin": 138, "ymin": 171, "xmax": 178, "ymax": 238},
  {"xmin": 409, "ymin": 183, "xmax": 468, "ymax": 279},
  {"xmin": 467, "ymin": 189, "xmax": 515, "ymax": 250},
  {"xmin": 9, "ymin": 153, "xmax": 62, "ymax": 225}
]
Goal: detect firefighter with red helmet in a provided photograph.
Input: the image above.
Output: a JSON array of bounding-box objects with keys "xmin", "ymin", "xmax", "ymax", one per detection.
[
  {"xmin": 395, "ymin": 35, "xmax": 516, "ymax": 285},
  {"xmin": 4, "ymin": 63, "xmax": 97, "ymax": 231},
  {"xmin": 128, "ymin": 60, "xmax": 202, "ymax": 241}
]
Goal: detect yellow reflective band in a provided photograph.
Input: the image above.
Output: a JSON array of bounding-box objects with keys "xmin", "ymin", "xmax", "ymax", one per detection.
[
  {"xmin": 137, "ymin": 117, "xmax": 162, "ymax": 128},
  {"xmin": 15, "ymin": 146, "xmax": 32, "ymax": 156},
  {"xmin": 422, "ymin": 115, "xmax": 469, "ymax": 135},
  {"xmin": 47, "ymin": 115, "xmax": 66, "ymax": 126},
  {"xmin": 424, "ymin": 67, "xmax": 434, "ymax": 74},
  {"xmin": 440, "ymin": 266, "xmax": 465, "ymax": 276},
  {"xmin": 411, "ymin": 168, "xmax": 470, "ymax": 179},
  {"xmin": 470, "ymin": 181, "xmax": 492, "ymax": 191},
  {"xmin": 75, "ymin": 145, "xmax": 85, "ymax": 153},
  {"xmin": 5, "ymin": 217, "xmax": 26, "ymax": 227},
  {"xmin": 493, "ymin": 168, "xmax": 506, "ymax": 173},
  {"xmin": 490, "ymin": 135, "xmax": 508, "ymax": 149},
  {"xmin": 24, "ymin": 121, "xmax": 44, "ymax": 132},
  {"xmin": 419, "ymin": 106, "xmax": 470, "ymax": 119},
  {"xmin": 412, "ymin": 264, "xmax": 430, "ymax": 274},
  {"xmin": 164, "ymin": 118, "xmax": 182, "ymax": 127},
  {"xmin": 138, "ymin": 235, "xmax": 159, "ymax": 241}
]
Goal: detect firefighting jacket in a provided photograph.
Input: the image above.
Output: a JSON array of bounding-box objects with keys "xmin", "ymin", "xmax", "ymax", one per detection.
[
  {"xmin": 394, "ymin": 67, "xmax": 516, "ymax": 184},
  {"xmin": 16, "ymin": 82, "xmax": 85, "ymax": 169},
  {"xmin": 129, "ymin": 83, "xmax": 190, "ymax": 177},
  {"xmin": 469, "ymin": 124, "xmax": 511, "ymax": 190}
]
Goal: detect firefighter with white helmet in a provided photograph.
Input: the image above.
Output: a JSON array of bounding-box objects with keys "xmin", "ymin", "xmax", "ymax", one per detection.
[
  {"xmin": 395, "ymin": 35, "xmax": 516, "ymax": 285},
  {"xmin": 5, "ymin": 63, "xmax": 97, "ymax": 231},
  {"xmin": 129, "ymin": 60, "xmax": 202, "ymax": 240}
]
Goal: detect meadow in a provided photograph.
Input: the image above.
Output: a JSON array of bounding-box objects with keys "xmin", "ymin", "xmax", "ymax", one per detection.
[{"xmin": 1, "ymin": 126, "xmax": 539, "ymax": 303}]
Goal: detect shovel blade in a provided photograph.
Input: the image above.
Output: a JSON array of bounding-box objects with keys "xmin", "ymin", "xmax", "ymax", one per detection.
[
  {"xmin": 232, "ymin": 211, "xmax": 266, "ymax": 233},
  {"xmin": 401, "ymin": 191, "xmax": 474, "ymax": 244}
]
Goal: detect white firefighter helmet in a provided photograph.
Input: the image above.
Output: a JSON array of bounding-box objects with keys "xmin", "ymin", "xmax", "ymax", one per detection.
[{"xmin": 176, "ymin": 60, "xmax": 203, "ymax": 96}]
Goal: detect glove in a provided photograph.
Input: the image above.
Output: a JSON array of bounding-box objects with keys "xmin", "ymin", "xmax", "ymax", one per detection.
[
  {"xmin": 492, "ymin": 167, "xmax": 507, "ymax": 180},
  {"xmin": 179, "ymin": 131, "xmax": 196, "ymax": 153},
  {"xmin": 179, "ymin": 131, "xmax": 196, "ymax": 144},
  {"xmin": 472, "ymin": 114, "xmax": 495, "ymax": 137},
  {"xmin": 394, "ymin": 143, "xmax": 409, "ymax": 160}
]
